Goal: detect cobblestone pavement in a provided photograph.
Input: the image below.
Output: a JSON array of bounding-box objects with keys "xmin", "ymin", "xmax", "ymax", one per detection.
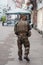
[{"xmin": 0, "ymin": 28, "xmax": 43, "ymax": 65}]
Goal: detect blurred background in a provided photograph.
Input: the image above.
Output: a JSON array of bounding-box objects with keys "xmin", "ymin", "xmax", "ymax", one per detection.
[{"xmin": 0, "ymin": 0, "xmax": 43, "ymax": 34}]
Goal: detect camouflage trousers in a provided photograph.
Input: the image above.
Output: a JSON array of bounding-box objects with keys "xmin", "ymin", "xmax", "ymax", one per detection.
[{"xmin": 17, "ymin": 36, "xmax": 30, "ymax": 58}]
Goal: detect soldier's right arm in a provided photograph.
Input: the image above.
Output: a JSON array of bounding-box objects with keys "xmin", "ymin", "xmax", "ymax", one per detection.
[
  {"xmin": 28, "ymin": 23, "xmax": 31, "ymax": 31},
  {"xmin": 26, "ymin": 23, "xmax": 31, "ymax": 37}
]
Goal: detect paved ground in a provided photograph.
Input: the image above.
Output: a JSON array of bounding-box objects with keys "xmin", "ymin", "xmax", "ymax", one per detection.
[
  {"xmin": 0, "ymin": 22, "xmax": 13, "ymax": 44},
  {"xmin": 0, "ymin": 25, "xmax": 43, "ymax": 65}
]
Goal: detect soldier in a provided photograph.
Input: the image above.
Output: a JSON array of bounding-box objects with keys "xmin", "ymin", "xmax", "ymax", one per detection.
[{"xmin": 14, "ymin": 15, "xmax": 31, "ymax": 61}]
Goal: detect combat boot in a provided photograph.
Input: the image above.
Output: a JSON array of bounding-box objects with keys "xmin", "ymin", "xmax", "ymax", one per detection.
[
  {"xmin": 24, "ymin": 56, "xmax": 30, "ymax": 61},
  {"xmin": 18, "ymin": 56, "xmax": 22, "ymax": 61}
]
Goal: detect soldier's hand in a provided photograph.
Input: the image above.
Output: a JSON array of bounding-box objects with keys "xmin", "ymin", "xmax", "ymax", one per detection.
[{"xmin": 15, "ymin": 32, "xmax": 18, "ymax": 35}]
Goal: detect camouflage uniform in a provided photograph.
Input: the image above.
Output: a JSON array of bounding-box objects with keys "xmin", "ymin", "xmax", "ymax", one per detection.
[{"xmin": 14, "ymin": 19, "xmax": 31, "ymax": 60}]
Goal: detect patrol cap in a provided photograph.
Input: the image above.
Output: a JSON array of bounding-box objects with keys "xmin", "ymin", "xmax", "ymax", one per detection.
[{"xmin": 25, "ymin": 0, "xmax": 30, "ymax": 4}]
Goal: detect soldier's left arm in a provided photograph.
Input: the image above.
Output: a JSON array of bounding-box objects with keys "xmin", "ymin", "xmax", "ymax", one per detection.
[{"xmin": 14, "ymin": 24, "xmax": 18, "ymax": 35}]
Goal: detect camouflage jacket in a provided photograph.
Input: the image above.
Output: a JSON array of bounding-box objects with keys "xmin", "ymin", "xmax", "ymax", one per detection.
[{"xmin": 14, "ymin": 20, "xmax": 31, "ymax": 37}]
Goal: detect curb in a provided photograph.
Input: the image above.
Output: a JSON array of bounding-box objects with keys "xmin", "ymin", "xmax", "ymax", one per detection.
[{"xmin": 33, "ymin": 26, "xmax": 43, "ymax": 38}]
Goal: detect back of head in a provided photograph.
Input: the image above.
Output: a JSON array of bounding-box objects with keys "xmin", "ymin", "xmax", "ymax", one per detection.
[{"xmin": 20, "ymin": 15, "xmax": 27, "ymax": 21}]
